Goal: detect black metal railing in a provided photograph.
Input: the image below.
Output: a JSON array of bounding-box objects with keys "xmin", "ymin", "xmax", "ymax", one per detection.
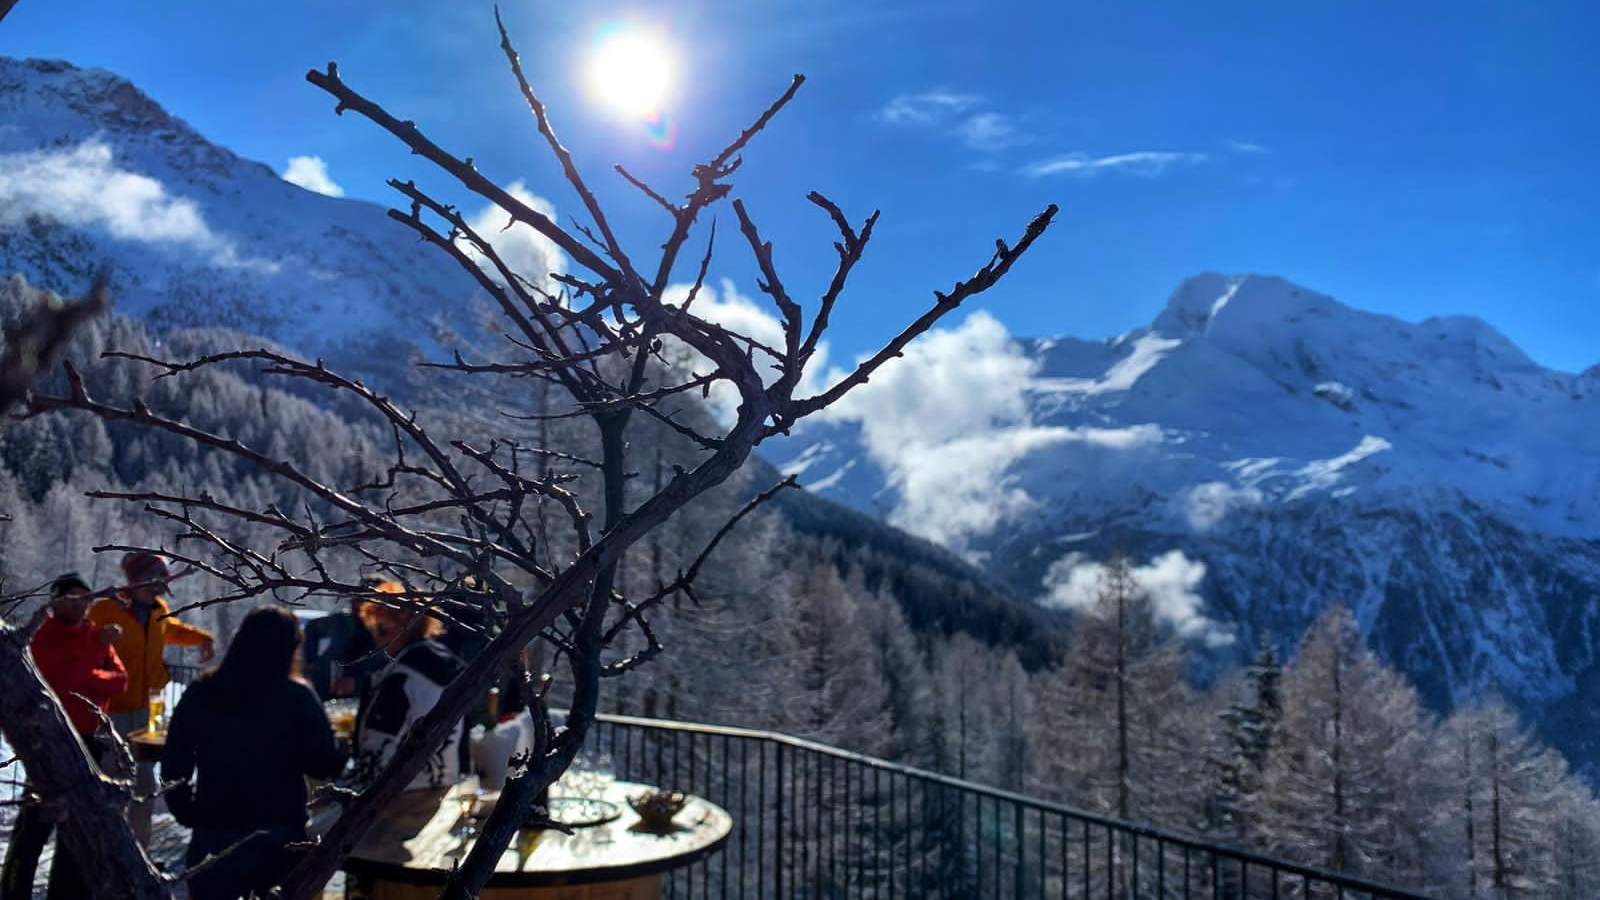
[
  {"xmin": 3, "ymin": 685, "xmax": 1440, "ymax": 900},
  {"xmin": 586, "ymin": 712, "xmax": 1439, "ymax": 900}
]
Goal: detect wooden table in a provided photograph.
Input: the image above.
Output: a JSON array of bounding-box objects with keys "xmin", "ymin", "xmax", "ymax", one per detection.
[
  {"xmin": 342, "ymin": 781, "xmax": 732, "ymax": 900},
  {"xmin": 126, "ymin": 727, "xmax": 165, "ymax": 764}
]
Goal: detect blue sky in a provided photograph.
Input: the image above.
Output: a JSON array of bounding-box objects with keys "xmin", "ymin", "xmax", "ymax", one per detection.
[{"xmin": 3, "ymin": 0, "xmax": 1596, "ymax": 373}]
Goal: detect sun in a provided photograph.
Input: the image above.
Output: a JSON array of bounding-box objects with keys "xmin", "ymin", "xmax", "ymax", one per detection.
[{"xmin": 585, "ymin": 24, "xmax": 675, "ymax": 118}]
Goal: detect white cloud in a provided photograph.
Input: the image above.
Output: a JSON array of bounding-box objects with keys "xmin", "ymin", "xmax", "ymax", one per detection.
[
  {"xmin": 655, "ymin": 293, "xmax": 1162, "ymax": 552},
  {"xmin": 877, "ymin": 91, "xmax": 982, "ymax": 125},
  {"xmin": 877, "ymin": 91, "xmax": 1030, "ymax": 155},
  {"xmin": 455, "ymin": 180, "xmax": 566, "ymax": 293},
  {"xmin": 1040, "ymin": 549, "xmax": 1234, "ymax": 647},
  {"xmin": 280, "ymin": 155, "xmax": 344, "ymax": 197},
  {"xmin": 1019, "ymin": 150, "xmax": 1210, "ymax": 178},
  {"xmin": 1225, "ymin": 139, "xmax": 1272, "ymax": 154},
  {"xmin": 881, "ymin": 426, "xmax": 1075, "ymax": 549},
  {"xmin": 785, "ymin": 312, "xmax": 1174, "ymax": 553},
  {"xmin": 0, "ymin": 139, "xmax": 277, "ymax": 271},
  {"xmin": 956, "ymin": 112, "xmax": 1028, "ymax": 153},
  {"xmin": 1180, "ymin": 481, "xmax": 1264, "ymax": 531},
  {"xmin": 817, "ymin": 311, "xmax": 1111, "ymax": 553}
]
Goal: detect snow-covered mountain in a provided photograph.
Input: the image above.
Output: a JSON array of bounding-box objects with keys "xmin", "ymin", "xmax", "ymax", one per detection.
[
  {"xmin": 0, "ymin": 57, "xmax": 490, "ymax": 371},
  {"xmin": 776, "ymin": 273, "xmax": 1600, "ymax": 774},
  {"xmin": 3, "ymin": 56, "xmax": 1597, "ymax": 776}
]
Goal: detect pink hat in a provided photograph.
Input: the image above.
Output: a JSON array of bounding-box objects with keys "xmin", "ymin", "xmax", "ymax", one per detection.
[{"xmin": 120, "ymin": 551, "xmax": 170, "ymax": 585}]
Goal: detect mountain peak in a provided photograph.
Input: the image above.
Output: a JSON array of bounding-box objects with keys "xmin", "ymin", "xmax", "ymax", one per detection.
[
  {"xmin": 1, "ymin": 55, "xmax": 196, "ymax": 146},
  {"xmin": 0, "ymin": 55, "xmax": 259, "ymax": 194},
  {"xmin": 1151, "ymin": 272, "xmax": 1339, "ymax": 338},
  {"xmin": 1417, "ymin": 313, "xmax": 1536, "ymax": 370}
]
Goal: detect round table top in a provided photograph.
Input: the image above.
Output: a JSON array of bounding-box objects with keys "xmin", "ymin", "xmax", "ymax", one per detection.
[
  {"xmin": 126, "ymin": 727, "xmax": 165, "ymax": 762},
  {"xmin": 342, "ymin": 780, "xmax": 732, "ymax": 887}
]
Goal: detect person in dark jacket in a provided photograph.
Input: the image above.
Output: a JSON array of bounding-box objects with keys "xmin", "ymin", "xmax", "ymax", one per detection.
[
  {"xmin": 161, "ymin": 606, "xmax": 345, "ymax": 900},
  {"xmin": 302, "ymin": 593, "xmax": 383, "ymax": 701},
  {"xmin": 1, "ymin": 573, "xmax": 126, "ymax": 900},
  {"xmin": 346, "ymin": 581, "xmax": 464, "ymax": 792}
]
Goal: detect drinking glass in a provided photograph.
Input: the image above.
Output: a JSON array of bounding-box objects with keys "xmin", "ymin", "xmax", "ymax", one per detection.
[
  {"xmin": 565, "ymin": 753, "xmax": 595, "ymax": 799},
  {"xmin": 453, "ymin": 780, "xmax": 483, "ymax": 838},
  {"xmin": 593, "ymin": 753, "xmax": 615, "ymax": 798},
  {"xmin": 147, "ymin": 688, "xmax": 166, "ymax": 733}
]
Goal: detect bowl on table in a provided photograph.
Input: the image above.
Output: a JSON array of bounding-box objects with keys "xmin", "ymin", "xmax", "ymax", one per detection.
[{"xmin": 628, "ymin": 790, "xmax": 687, "ymax": 830}]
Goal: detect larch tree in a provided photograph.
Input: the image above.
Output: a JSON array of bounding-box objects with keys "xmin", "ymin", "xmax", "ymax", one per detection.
[
  {"xmin": 1252, "ymin": 604, "xmax": 1439, "ymax": 891},
  {"xmin": 1204, "ymin": 637, "xmax": 1283, "ymax": 846},
  {"xmin": 1438, "ymin": 698, "xmax": 1566, "ymax": 899},
  {"xmin": 855, "ymin": 580, "xmax": 930, "ymax": 763},
  {"xmin": 764, "ymin": 559, "xmax": 895, "ymax": 755},
  {"xmin": 1545, "ymin": 783, "xmax": 1600, "ymax": 900},
  {"xmin": 0, "ymin": 15, "xmax": 1058, "ymax": 900},
  {"xmin": 1029, "ymin": 550, "xmax": 1198, "ymax": 827}
]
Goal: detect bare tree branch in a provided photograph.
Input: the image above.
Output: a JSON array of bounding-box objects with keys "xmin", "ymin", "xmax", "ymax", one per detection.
[
  {"xmin": 0, "ymin": 269, "xmax": 108, "ymax": 416},
  {"xmin": 5, "ymin": 17, "xmax": 1056, "ymax": 900},
  {"xmin": 305, "ymin": 63, "xmax": 623, "ymax": 284},
  {"xmin": 777, "ymin": 203, "xmax": 1059, "ymax": 430}
]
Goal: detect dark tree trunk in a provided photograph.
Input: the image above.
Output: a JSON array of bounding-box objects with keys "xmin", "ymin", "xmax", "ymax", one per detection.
[{"xmin": 0, "ymin": 625, "xmax": 166, "ymax": 900}]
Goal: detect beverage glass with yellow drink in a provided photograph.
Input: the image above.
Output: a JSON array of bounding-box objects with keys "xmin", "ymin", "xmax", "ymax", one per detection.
[
  {"xmin": 147, "ymin": 688, "xmax": 166, "ymax": 733},
  {"xmin": 324, "ymin": 698, "xmax": 359, "ymax": 739}
]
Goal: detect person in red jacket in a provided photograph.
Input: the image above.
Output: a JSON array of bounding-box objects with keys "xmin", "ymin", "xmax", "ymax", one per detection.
[{"xmin": 1, "ymin": 573, "xmax": 127, "ymax": 900}]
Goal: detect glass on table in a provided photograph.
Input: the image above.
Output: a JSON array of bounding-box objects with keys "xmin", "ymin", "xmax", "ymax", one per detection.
[
  {"xmin": 593, "ymin": 752, "xmax": 615, "ymax": 797},
  {"xmin": 452, "ymin": 778, "xmax": 484, "ymax": 838},
  {"xmin": 324, "ymin": 697, "xmax": 359, "ymax": 739},
  {"xmin": 147, "ymin": 688, "xmax": 166, "ymax": 733},
  {"xmin": 558, "ymin": 752, "xmax": 595, "ymax": 799}
]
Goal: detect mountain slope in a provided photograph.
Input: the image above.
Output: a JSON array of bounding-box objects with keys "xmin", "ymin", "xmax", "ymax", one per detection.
[
  {"xmin": 0, "ymin": 56, "xmax": 488, "ymax": 373},
  {"xmin": 775, "ymin": 272, "xmax": 1600, "ymax": 774}
]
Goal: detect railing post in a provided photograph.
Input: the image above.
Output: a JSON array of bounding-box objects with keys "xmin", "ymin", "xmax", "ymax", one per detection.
[
  {"xmin": 774, "ymin": 739, "xmax": 785, "ymax": 900},
  {"xmin": 1014, "ymin": 801, "xmax": 1024, "ymax": 900}
]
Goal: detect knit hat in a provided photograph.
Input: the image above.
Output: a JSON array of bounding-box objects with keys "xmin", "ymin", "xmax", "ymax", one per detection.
[
  {"xmin": 50, "ymin": 572, "xmax": 91, "ymax": 598},
  {"xmin": 120, "ymin": 551, "xmax": 170, "ymax": 585}
]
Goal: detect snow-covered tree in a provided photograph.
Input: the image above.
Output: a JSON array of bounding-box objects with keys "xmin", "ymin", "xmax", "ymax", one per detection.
[
  {"xmin": 765, "ymin": 560, "xmax": 895, "ymax": 755},
  {"xmin": 1438, "ymin": 698, "xmax": 1568, "ymax": 899},
  {"xmin": 1546, "ymin": 783, "xmax": 1600, "ymax": 900},
  {"xmin": 1253, "ymin": 604, "xmax": 1439, "ymax": 890},
  {"xmin": 1030, "ymin": 550, "xmax": 1201, "ymax": 827},
  {"xmin": 1205, "ymin": 638, "xmax": 1283, "ymax": 845}
]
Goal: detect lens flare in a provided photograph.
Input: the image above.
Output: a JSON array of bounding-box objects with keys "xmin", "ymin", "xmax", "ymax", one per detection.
[
  {"xmin": 586, "ymin": 22, "xmax": 675, "ymax": 118},
  {"xmin": 643, "ymin": 109, "xmax": 677, "ymax": 152}
]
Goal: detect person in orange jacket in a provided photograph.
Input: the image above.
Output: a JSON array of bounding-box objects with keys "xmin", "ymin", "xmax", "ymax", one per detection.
[
  {"xmin": 87, "ymin": 551, "xmax": 215, "ymax": 844},
  {"xmin": 2, "ymin": 573, "xmax": 127, "ymax": 900}
]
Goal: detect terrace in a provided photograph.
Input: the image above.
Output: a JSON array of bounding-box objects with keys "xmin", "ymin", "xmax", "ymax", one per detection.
[{"xmin": 1, "ymin": 669, "xmax": 1434, "ymax": 900}]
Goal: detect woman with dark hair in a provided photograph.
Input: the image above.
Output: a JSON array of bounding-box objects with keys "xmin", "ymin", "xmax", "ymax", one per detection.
[{"xmin": 162, "ymin": 606, "xmax": 346, "ymax": 900}]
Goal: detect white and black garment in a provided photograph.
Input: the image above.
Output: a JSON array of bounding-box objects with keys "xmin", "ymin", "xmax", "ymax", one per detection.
[{"xmin": 349, "ymin": 640, "xmax": 464, "ymax": 791}]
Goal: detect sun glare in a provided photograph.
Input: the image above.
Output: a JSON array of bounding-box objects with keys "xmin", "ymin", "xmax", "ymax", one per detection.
[{"xmin": 586, "ymin": 24, "xmax": 675, "ymax": 118}]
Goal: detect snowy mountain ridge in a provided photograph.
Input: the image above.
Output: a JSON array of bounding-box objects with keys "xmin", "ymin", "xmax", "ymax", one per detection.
[
  {"xmin": 790, "ymin": 271, "xmax": 1599, "ymax": 538},
  {"xmin": 0, "ymin": 56, "xmax": 491, "ymax": 370},
  {"xmin": 772, "ymin": 272, "xmax": 1600, "ymax": 773}
]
